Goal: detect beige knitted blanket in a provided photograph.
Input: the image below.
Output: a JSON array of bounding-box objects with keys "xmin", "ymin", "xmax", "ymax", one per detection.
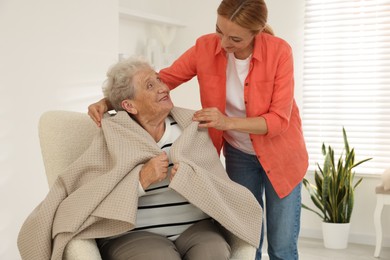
[{"xmin": 17, "ymin": 107, "xmax": 262, "ymax": 260}]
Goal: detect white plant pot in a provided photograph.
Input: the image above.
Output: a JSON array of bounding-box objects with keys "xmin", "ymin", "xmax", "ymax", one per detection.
[{"xmin": 322, "ymin": 222, "xmax": 351, "ymax": 249}]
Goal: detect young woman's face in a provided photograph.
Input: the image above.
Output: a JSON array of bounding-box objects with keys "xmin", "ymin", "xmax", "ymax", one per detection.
[{"xmin": 216, "ymin": 15, "xmax": 256, "ymax": 59}]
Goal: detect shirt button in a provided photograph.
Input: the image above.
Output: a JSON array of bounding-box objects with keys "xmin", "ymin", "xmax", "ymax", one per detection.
[{"xmin": 245, "ymin": 83, "xmax": 249, "ymax": 86}]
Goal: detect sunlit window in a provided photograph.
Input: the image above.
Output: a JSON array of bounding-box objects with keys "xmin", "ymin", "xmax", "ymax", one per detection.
[{"xmin": 303, "ymin": 0, "xmax": 390, "ymax": 174}]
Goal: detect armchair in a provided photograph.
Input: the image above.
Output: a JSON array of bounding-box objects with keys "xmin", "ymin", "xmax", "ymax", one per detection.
[{"xmin": 38, "ymin": 110, "xmax": 257, "ymax": 260}]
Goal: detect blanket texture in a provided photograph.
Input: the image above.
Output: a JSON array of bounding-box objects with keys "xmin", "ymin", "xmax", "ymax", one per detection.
[{"xmin": 17, "ymin": 107, "xmax": 262, "ymax": 260}]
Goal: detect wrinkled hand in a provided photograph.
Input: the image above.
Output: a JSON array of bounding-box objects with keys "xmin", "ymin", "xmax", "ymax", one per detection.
[
  {"xmin": 192, "ymin": 107, "xmax": 230, "ymax": 130},
  {"xmin": 170, "ymin": 164, "xmax": 179, "ymax": 182},
  {"xmin": 139, "ymin": 152, "xmax": 169, "ymax": 189},
  {"xmin": 88, "ymin": 98, "xmax": 109, "ymax": 127}
]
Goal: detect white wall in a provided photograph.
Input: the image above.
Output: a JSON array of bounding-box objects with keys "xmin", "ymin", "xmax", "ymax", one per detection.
[{"xmin": 0, "ymin": 1, "xmax": 118, "ymax": 259}]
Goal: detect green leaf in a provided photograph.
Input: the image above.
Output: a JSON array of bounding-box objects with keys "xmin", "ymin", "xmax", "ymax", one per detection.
[
  {"xmin": 302, "ymin": 203, "xmax": 325, "ymax": 219},
  {"xmin": 301, "ymin": 127, "xmax": 371, "ymax": 223}
]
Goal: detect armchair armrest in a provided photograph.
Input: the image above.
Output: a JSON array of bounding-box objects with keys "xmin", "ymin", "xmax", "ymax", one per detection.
[
  {"xmin": 64, "ymin": 239, "xmax": 102, "ymax": 260},
  {"xmin": 225, "ymin": 230, "xmax": 257, "ymax": 260}
]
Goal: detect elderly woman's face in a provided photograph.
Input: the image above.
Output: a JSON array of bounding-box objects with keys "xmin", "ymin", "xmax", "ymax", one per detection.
[{"xmin": 130, "ymin": 67, "xmax": 173, "ymax": 117}]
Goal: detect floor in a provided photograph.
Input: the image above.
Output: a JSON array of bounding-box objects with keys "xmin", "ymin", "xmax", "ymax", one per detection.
[{"xmin": 261, "ymin": 237, "xmax": 390, "ymax": 260}]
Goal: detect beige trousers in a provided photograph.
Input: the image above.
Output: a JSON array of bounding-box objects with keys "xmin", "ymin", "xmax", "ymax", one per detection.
[{"xmin": 97, "ymin": 219, "xmax": 231, "ymax": 260}]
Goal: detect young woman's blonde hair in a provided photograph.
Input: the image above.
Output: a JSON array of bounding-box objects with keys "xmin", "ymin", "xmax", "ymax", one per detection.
[{"xmin": 217, "ymin": 0, "xmax": 274, "ymax": 35}]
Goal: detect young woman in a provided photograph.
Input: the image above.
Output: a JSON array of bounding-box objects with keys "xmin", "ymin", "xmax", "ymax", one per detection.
[{"xmin": 88, "ymin": 1, "xmax": 308, "ymax": 259}]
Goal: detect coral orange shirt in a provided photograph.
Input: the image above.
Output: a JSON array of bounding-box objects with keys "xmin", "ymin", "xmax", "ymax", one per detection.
[{"xmin": 159, "ymin": 33, "xmax": 308, "ymax": 198}]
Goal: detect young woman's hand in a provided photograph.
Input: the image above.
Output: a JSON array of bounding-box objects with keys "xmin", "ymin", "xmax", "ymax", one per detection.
[
  {"xmin": 88, "ymin": 98, "xmax": 109, "ymax": 127},
  {"xmin": 193, "ymin": 107, "xmax": 268, "ymax": 134},
  {"xmin": 192, "ymin": 107, "xmax": 230, "ymax": 130}
]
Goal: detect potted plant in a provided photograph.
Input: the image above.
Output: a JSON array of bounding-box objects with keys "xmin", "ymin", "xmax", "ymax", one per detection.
[{"xmin": 302, "ymin": 127, "xmax": 372, "ymax": 249}]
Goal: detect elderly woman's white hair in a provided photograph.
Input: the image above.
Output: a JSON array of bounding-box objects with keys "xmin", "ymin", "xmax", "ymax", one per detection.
[{"xmin": 102, "ymin": 57, "xmax": 153, "ymax": 111}]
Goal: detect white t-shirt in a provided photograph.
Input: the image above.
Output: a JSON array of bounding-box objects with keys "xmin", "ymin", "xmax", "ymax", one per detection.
[{"xmin": 224, "ymin": 53, "xmax": 256, "ymax": 155}]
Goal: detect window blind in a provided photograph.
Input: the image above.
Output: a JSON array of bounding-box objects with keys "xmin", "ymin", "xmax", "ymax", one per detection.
[{"xmin": 303, "ymin": 0, "xmax": 390, "ymax": 174}]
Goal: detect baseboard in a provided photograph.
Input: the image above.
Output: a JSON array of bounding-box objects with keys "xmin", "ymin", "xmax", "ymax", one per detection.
[{"xmin": 299, "ymin": 228, "xmax": 390, "ymax": 248}]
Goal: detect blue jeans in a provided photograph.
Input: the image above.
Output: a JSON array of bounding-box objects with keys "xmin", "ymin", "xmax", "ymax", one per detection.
[{"xmin": 224, "ymin": 142, "xmax": 301, "ymax": 260}]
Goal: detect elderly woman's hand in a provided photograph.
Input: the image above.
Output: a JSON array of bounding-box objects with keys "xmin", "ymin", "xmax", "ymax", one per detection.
[
  {"xmin": 139, "ymin": 152, "xmax": 169, "ymax": 189},
  {"xmin": 88, "ymin": 98, "xmax": 110, "ymax": 127},
  {"xmin": 170, "ymin": 164, "xmax": 179, "ymax": 182}
]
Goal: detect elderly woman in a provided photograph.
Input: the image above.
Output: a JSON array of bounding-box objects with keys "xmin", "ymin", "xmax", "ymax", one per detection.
[
  {"xmin": 17, "ymin": 58, "xmax": 262, "ymax": 260},
  {"xmin": 96, "ymin": 58, "xmax": 228, "ymax": 260}
]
